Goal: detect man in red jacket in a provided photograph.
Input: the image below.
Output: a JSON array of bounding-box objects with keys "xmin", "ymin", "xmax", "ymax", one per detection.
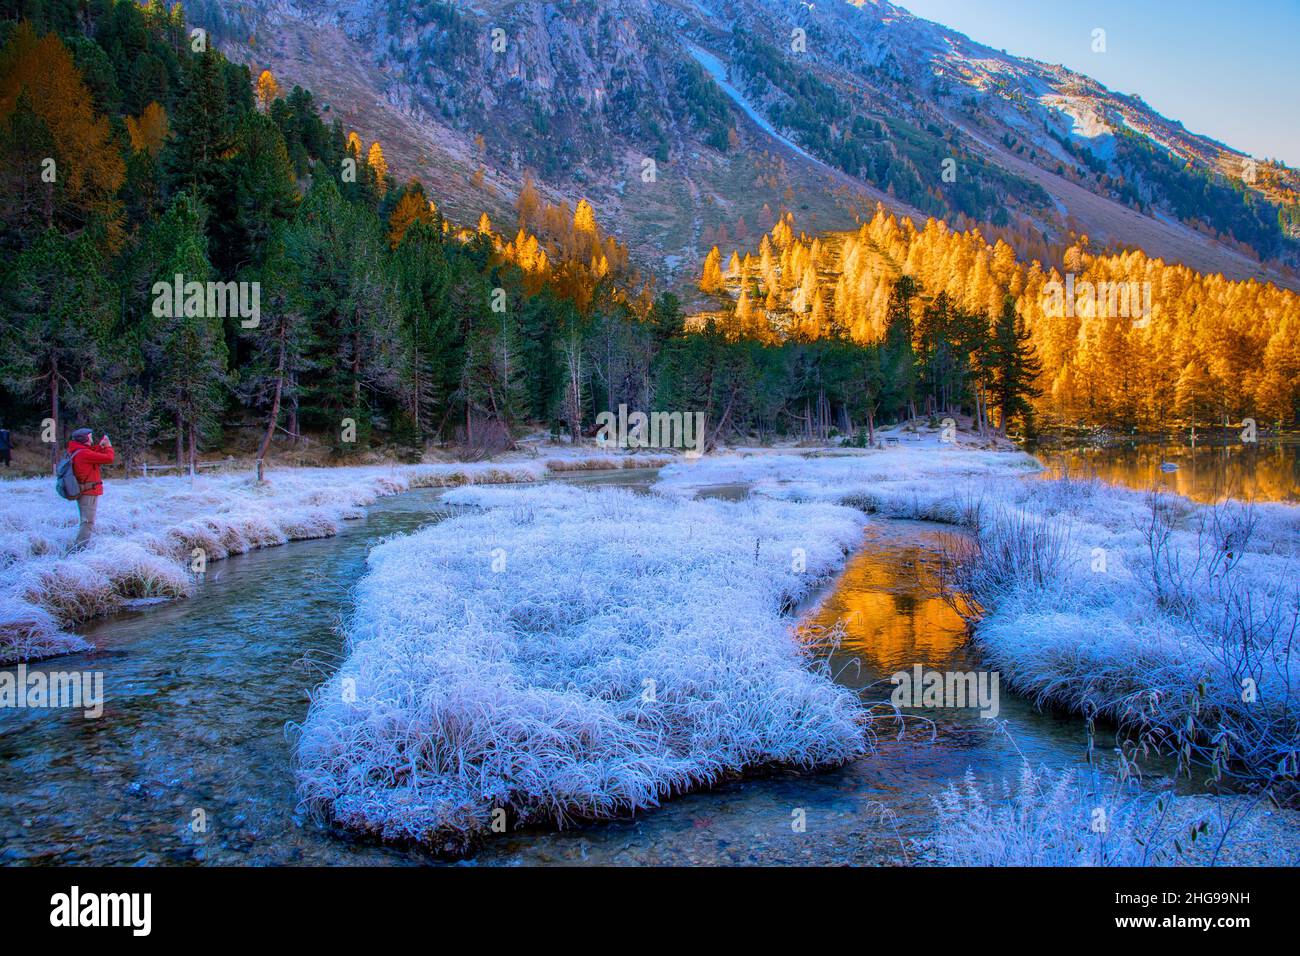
[{"xmin": 67, "ymin": 427, "xmax": 115, "ymax": 550}]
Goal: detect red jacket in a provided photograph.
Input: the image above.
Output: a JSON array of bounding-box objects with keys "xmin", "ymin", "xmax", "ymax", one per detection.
[{"xmin": 67, "ymin": 440, "xmax": 115, "ymax": 497}]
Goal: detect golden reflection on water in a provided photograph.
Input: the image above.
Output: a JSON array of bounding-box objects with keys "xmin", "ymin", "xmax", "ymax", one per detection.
[
  {"xmin": 800, "ymin": 523, "xmax": 968, "ymax": 679},
  {"xmin": 1039, "ymin": 441, "xmax": 1299, "ymax": 503}
]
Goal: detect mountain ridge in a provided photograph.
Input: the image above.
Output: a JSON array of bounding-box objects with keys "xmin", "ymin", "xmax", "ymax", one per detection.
[{"xmin": 191, "ymin": 0, "xmax": 1300, "ymax": 290}]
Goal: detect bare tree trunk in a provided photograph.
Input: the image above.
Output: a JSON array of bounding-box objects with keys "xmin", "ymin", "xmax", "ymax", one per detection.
[
  {"xmin": 255, "ymin": 323, "xmax": 287, "ymax": 480},
  {"xmin": 175, "ymin": 411, "xmax": 184, "ymax": 469},
  {"xmin": 49, "ymin": 372, "xmax": 59, "ymax": 473},
  {"xmin": 352, "ymin": 321, "xmax": 362, "ymax": 410},
  {"xmin": 563, "ymin": 335, "xmax": 583, "ymax": 443},
  {"xmin": 287, "ymin": 380, "xmax": 299, "ymax": 444},
  {"xmin": 707, "ymin": 384, "xmax": 740, "ymax": 453},
  {"xmin": 411, "ymin": 343, "xmax": 422, "ymax": 438}
]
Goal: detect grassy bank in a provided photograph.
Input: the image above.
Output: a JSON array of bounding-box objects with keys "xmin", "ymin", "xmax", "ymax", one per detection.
[
  {"xmin": 0, "ymin": 451, "xmax": 669, "ymax": 664},
  {"xmin": 293, "ymin": 484, "xmax": 870, "ymax": 855}
]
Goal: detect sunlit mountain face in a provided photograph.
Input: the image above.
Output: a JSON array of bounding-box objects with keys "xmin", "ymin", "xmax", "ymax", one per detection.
[{"xmin": 196, "ymin": 0, "xmax": 1299, "ymax": 289}]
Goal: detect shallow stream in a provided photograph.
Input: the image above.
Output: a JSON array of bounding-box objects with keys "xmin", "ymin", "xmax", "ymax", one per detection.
[{"xmin": 0, "ymin": 448, "xmax": 1254, "ymax": 865}]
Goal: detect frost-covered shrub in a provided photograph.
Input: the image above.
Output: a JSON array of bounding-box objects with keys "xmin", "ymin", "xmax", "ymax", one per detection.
[
  {"xmin": 921, "ymin": 765, "xmax": 1217, "ymax": 866},
  {"xmin": 294, "ymin": 485, "xmax": 870, "ymax": 854},
  {"xmin": 936, "ymin": 506, "xmax": 1077, "ymax": 623},
  {"xmin": 938, "ymin": 480, "xmax": 1300, "ymax": 791}
]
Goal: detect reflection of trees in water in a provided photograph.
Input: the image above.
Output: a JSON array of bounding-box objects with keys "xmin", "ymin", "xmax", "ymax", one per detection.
[
  {"xmin": 803, "ymin": 533, "xmax": 968, "ymax": 678},
  {"xmin": 891, "ymin": 591, "xmax": 919, "ymax": 616},
  {"xmin": 1046, "ymin": 442, "xmax": 1298, "ymax": 503}
]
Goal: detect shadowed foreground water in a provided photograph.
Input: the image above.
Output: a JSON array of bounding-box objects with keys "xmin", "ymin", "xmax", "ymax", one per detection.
[{"xmin": 0, "ymin": 464, "xmax": 1196, "ymax": 866}]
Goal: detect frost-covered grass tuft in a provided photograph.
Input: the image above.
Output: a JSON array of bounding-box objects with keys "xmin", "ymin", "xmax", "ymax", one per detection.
[
  {"xmin": 921, "ymin": 765, "xmax": 1218, "ymax": 866},
  {"xmin": 544, "ymin": 454, "xmax": 673, "ymax": 472},
  {"xmin": 0, "ymin": 461, "xmax": 548, "ymax": 663},
  {"xmin": 293, "ymin": 484, "xmax": 869, "ymax": 854},
  {"xmin": 0, "ymin": 599, "xmax": 87, "ymax": 662}
]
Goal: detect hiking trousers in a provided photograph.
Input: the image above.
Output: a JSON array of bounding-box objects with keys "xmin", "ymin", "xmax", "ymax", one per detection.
[{"xmin": 75, "ymin": 495, "xmax": 99, "ymax": 547}]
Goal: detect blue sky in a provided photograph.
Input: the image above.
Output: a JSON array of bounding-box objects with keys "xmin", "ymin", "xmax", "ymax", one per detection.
[{"xmin": 896, "ymin": 0, "xmax": 1300, "ymax": 167}]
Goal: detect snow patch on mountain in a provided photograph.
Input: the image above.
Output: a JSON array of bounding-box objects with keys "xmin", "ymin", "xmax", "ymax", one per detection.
[
  {"xmin": 1041, "ymin": 94, "xmax": 1117, "ymax": 159},
  {"xmin": 685, "ymin": 43, "xmax": 824, "ymax": 168}
]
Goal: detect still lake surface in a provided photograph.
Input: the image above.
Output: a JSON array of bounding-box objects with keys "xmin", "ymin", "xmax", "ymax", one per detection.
[
  {"xmin": 1, "ymin": 444, "xmax": 1288, "ymax": 865},
  {"xmin": 1037, "ymin": 438, "xmax": 1298, "ymax": 503}
]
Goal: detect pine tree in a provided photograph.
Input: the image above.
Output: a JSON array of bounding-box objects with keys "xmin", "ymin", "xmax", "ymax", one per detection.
[
  {"xmin": 388, "ymin": 181, "xmax": 436, "ymax": 248},
  {"xmin": 391, "ymin": 218, "xmax": 454, "ymax": 441},
  {"xmin": 225, "ymin": 111, "xmax": 298, "ymax": 270},
  {"xmin": 880, "ymin": 274, "xmax": 920, "ymax": 421},
  {"xmin": 1256, "ymin": 315, "xmax": 1300, "ymax": 426},
  {"xmin": 515, "ymin": 171, "xmax": 541, "ymax": 230},
  {"xmin": 954, "ymin": 305, "xmax": 993, "ymax": 433},
  {"xmin": 243, "ymin": 225, "xmax": 311, "ymax": 475},
  {"xmin": 125, "ymin": 101, "xmax": 168, "ymax": 156},
  {"xmin": 164, "ymin": 46, "xmax": 233, "ymax": 204},
  {"xmin": 463, "ymin": 294, "xmax": 528, "ymax": 452},
  {"xmin": 555, "ymin": 296, "xmax": 591, "ymax": 442},
  {"xmin": 1, "ymin": 230, "xmax": 116, "ymax": 469},
  {"xmin": 283, "ymin": 177, "xmax": 398, "ymax": 451},
  {"xmin": 139, "ymin": 191, "xmax": 229, "ymax": 470},
  {"xmin": 988, "ymin": 295, "xmax": 1042, "ymax": 435},
  {"xmin": 0, "ymin": 91, "xmax": 55, "ymax": 254},
  {"xmin": 1174, "ymin": 360, "xmax": 1215, "ymax": 429},
  {"xmin": 574, "ymin": 198, "xmax": 598, "ymax": 236}
]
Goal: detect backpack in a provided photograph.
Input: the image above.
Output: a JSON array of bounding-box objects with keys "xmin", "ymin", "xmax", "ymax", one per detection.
[{"xmin": 55, "ymin": 450, "xmax": 83, "ymax": 501}]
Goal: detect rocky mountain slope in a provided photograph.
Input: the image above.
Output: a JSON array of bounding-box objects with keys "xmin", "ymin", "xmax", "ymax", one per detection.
[{"xmin": 191, "ymin": 0, "xmax": 1300, "ymax": 289}]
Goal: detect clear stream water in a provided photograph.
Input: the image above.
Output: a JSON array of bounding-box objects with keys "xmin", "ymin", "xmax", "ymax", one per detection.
[{"xmin": 2, "ymin": 447, "xmax": 1286, "ymax": 866}]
